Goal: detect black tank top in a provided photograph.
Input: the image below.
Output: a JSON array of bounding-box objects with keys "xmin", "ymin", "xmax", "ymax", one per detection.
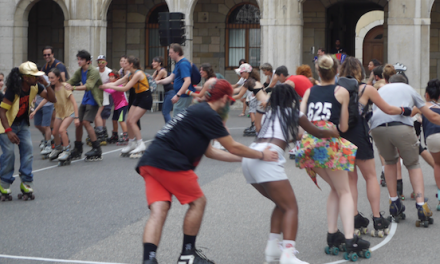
[
  {"xmin": 422, "ymin": 106, "xmax": 440, "ymax": 141},
  {"xmin": 307, "ymin": 85, "xmax": 341, "ymax": 126},
  {"xmin": 160, "ymin": 68, "xmax": 173, "ymax": 92}
]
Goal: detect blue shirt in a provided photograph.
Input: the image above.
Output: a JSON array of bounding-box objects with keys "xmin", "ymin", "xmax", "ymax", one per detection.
[
  {"xmin": 172, "ymin": 58, "xmax": 194, "ymax": 98},
  {"xmin": 81, "ymin": 69, "xmax": 98, "ymax": 106}
]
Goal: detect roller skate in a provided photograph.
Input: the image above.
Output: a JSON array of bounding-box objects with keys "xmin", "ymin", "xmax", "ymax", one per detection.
[
  {"xmin": 17, "ymin": 182, "xmax": 35, "ymax": 201},
  {"xmin": 354, "ymin": 212, "xmax": 369, "ymax": 236},
  {"xmin": 279, "ymin": 244, "xmax": 309, "ymax": 264},
  {"xmin": 243, "ymin": 122, "xmax": 256, "ymax": 137},
  {"xmin": 120, "ymin": 140, "xmax": 137, "ymax": 157},
  {"xmin": 84, "ymin": 141, "xmax": 103, "ymax": 162},
  {"xmin": 415, "ymin": 202, "xmax": 434, "ymax": 228},
  {"xmin": 177, "ymin": 248, "xmax": 215, "ymax": 264},
  {"xmin": 129, "ymin": 141, "xmax": 146, "ymax": 159},
  {"xmin": 343, "ymin": 235, "xmax": 371, "ymax": 262},
  {"xmin": 0, "ymin": 183, "xmax": 12, "ymax": 202},
  {"xmin": 396, "ymin": 179, "xmax": 405, "ymax": 200},
  {"xmin": 98, "ymin": 128, "xmax": 108, "ymax": 146},
  {"xmin": 57, "ymin": 147, "xmax": 72, "ymax": 166},
  {"xmin": 370, "ymin": 213, "xmax": 390, "ymax": 237},
  {"xmin": 107, "ymin": 131, "xmax": 119, "ymax": 144},
  {"xmin": 387, "ymin": 198, "xmax": 406, "ymax": 223},
  {"xmin": 264, "ymin": 239, "xmax": 282, "ymax": 264},
  {"xmin": 49, "ymin": 145, "xmax": 63, "ymax": 161},
  {"xmin": 40, "ymin": 141, "xmax": 52, "ymax": 160},
  {"xmin": 380, "ymin": 171, "xmax": 386, "ymax": 187},
  {"xmin": 116, "ymin": 132, "xmax": 129, "ymax": 146},
  {"xmin": 289, "ymin": 148, "xmax": 296, "ymax": 160},
  {"xmin": 69, "ymin": 141, "xmax": 83, "ymax": 160},
  {"xmin": 325, "ymin": 230, "xmax": 346, "ymax": 256},
  {"xmin": 86, "ymin": 135, "xmax": 92, "ymax": 146},
  {"xmin": 39, "ymin": 139, "xmax": 46, "ymax": 151}
]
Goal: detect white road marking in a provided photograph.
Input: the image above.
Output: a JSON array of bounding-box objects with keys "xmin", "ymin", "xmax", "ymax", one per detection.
[
  {"xmin": 0, "ymin": 254, "xmax": 127, "ymax": 264},
  {"xmin": 324, "ymin": 222, "xmax": 398, "ymax": 264}
]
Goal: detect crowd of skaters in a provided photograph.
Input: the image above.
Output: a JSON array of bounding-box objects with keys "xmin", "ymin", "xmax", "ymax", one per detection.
[{"xmin": 1, "ymin": 42, "xmax": 440, "ymax": 264}]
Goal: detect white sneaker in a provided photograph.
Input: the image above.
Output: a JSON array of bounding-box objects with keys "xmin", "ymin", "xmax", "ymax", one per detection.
[
  {"xmin": 41, "ymin": 145, "xmax": 52, "ymax": 155},
  {"xmin": 130, "ymin": 141, "xmax": 146, "ymax": 154},
  {"xmin": 121, "ymin": 140, "xmax": 137, "ymax": 154},
  {"xmin": 265, "ymin": 239, "xmax": 282, "ymax": 263},
  {"xmin": 280, "ymin": 247, "xmax": 309, "ymax": 264},
  {"xmin": 289, "ymin": 148, "xmax": 297, "ymax": 156}
]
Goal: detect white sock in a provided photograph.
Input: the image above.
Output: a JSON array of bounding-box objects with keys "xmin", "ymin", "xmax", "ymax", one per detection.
[
  {"xmin": 417, "ymin": 202, "xmax": 425, "ymax": 206},
  {"xmin": 129, "ymin": 138, "xmax": 135, "ymax": 142},
  {"xmin": 390, "ymin": 196, "xmax": 398, "ymax": 201},
  {"xmin": 269, "ymin": 233, "xmax": 282, "ymax": 241},
  {"xmin": 283, "ymin": 240, "xmax": 296, "ymax": 249}
]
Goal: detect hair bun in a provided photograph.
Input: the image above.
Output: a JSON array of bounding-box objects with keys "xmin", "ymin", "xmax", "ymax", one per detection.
[{"xmin": 318, "ymin": 55, "xmax": 334, "ymax": 70}]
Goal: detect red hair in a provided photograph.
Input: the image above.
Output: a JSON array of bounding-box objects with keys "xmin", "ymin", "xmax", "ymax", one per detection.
[{"xmin": 206, "ymin": 79, "xmax": 234, "ymax": 102}]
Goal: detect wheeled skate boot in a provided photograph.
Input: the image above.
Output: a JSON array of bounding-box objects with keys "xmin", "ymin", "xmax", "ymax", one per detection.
[
  {"xmin": 380, "ymin": 171, "xmax": 386, "ymax": 187},
  {"xmin": 39, "ymin": 139, "xmax": 46, "ymax": 151},
  {"xmin": 354, "ymin": 212, "xmax": 369, "ymax": 236},
  {"xmin": 397, "ymin": 180, "xmax": 405, "ymax": 200},
  {"xmin": 107, "ymin": 131, "xmax": 119, "ymax": 144},
  {"xmin": 70, "ymin": 141, "xmax": 83, "ymax": 160},
  {"xmin": 264, "ymin": 239, "xmax": 282, "ymax": 264},
  {"xmin": 415, "ymin": 202, "xmax": 434, "ymax": 228},
  {"xmin": 57, "ymin": 147, "xmax": 72, "ymax": 166},
  {"xmin": 243, "ymin": 122, "xmax": 256, "ymax": 137},
  {"xmin": 129, "ymin": 141, "xmax": 146, "ymax": 159},
  {"xmin": 177, "ymin": 248, "xmax": 215, "ymax": 264},
  {"xmin": 370, "ymin": 213, "xmax": 390, "ymax": 237},
  {"xmin": 289, "ymin": 148, "xmax": 296, "ymax": 160},
  {"xmin": 17, "ymin": 182, "xmax": 35, "ymax": 201},
  {"xmin": 98, "ymin": 129, "xmax": 108, "ymax": 146},
  {"xmin": 387, "ymin": 198, "xmax": 406, "ymax": 223},
  {"xmin": 116, "ymin": 132, "xmax": 129, "ymax": 146},
  {"xmin": 49, "ymin": 145, "xmax": 63, "ymax": 161},
  {"xmin": 343, "ymin": 235, "xmax": 371, "ymax": 262},
  {"xmin": 325, "ymin": 230, "xmax": 346, "ymax": 256},
  {"xmin": 41, "ymin": 142, "xmax": 52, "ymax": 160},
  {"xmin": 84, "ymin": 141, "xmax": 103, "ymax": 162},
  {"xmin": 120, "ymin": 140, "xmax": 137, "ymax": 157},
  {"xmin": 0, "ymin": 183, "xmax": 12, "ymax": 202}
]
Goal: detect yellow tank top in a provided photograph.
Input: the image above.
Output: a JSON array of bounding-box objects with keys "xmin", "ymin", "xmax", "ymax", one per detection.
[{"xmin": 129, "ymin": 70, "xmax": 149, "ymax": 94}]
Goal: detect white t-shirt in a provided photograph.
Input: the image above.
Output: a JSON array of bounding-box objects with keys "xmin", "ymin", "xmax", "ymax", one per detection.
[{"xmin": 98, "ymin": 67, "xmax": 112, "ymax": 106}]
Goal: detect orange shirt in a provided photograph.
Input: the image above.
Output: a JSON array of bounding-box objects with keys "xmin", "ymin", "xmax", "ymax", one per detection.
[
  {"xmin": 129, "ymin": 71, "xmax": 149, "ymax": 94},
  {"xmin": 287, "ymin": 75, "xmax": 313, "ymax": 98}
]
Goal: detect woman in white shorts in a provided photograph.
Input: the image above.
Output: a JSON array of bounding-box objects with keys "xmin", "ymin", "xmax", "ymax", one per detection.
[{"xmin": 242, "ymin": 83, "xmax": 339, "ymax": 264}]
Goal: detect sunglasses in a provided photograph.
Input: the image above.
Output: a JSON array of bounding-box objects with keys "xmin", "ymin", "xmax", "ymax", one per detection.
[
  {"xmin": 98, "ymin": 61, "xmax": 107, "ymax": 64},
  {"xmin": 43, "ymin": 54, "xmax": 52, "ymax": 57}
]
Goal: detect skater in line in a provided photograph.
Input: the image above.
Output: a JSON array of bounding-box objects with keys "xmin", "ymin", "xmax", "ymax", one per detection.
[
  {"xmin": 296, "ymin": 55, "xmax": 371, "ymax": 260},
  {"xmin": 64, "ymin": 50, "xmax": 104, "ymax": 162},
  {"xmin": 243, "ymin": 83, "xmax": 339, "ymax": 264},
  {"xmin": 151, "ymin": 56, "xmax": 173, "ymax": 124},
  {"xmin": 136, "ymin": 79, "xmax": 279, "ymax": 264},
  {"xmin": 101, "ymin": 56, "xmax": 152, "ymax": 158},
  {"xmin": 30, "ymin": 68, "xmax": 80, "ymax": 165},
  {"xmin": 260, "ymin": 63, "xmax": 280, "ymax": 93},
  {"xmin": 100, "ymin": 70, "xmax": 128, "ymax": 145},
  {"xmin": 190, "ymin": 63, "xmax": 217, "ymax": 99},
  {"xmin": 0, "ymin": 62, "xmax": 56, "ymax": 201},
  {"xmin": 338, "ymin": 57, "xmax": 411, "ymax": 237}
]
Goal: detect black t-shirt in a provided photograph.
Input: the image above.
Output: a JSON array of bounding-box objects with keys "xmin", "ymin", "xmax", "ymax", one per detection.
[
  {"xmin": 3, "ymin": 84, "xmax": 44, "ymax": 125},
  {"xmin": 41, "ymin": 59, "xmax": 69, "ymax": 79},
  {"xmin": 136, "ymin": 102, "xmax": 230, "ymax": 172},
  {"xmin": 0, "ymin": 91, "xmax": 4, "ymax": 102}
]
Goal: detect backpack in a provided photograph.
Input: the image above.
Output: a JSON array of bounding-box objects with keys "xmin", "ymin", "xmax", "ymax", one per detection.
[
  {"xmin": 145, "ymin": 73, "xmax": 157, "ymax": 93},
  {"xmin": 190, "ymin": 62, "xmax": 201, "ymax": 85},
  {"xmin": 337, "ymin": 76, "xmax": 359, "ymax": 130}
]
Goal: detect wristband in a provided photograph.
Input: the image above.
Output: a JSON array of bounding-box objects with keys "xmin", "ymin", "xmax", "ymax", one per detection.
[
  {"xmin": 185, "ymin": 90, "xmax": 193, "ymax": 96},
  {"xmin": 5, "ymin": 127, "xmax": 12, "ymax": 133},
  {"xmin": 260, "ymin": 151, "xmax": 264, "ymax": 160}
]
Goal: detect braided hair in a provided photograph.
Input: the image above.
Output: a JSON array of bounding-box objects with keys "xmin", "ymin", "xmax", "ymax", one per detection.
[
  {"xmin": 259, "ymin": 84, "xmax": 301, "ymax": 148},
  {"xmin": 5, "ymin": 67, "xmax": 23, "ymax": 96}
]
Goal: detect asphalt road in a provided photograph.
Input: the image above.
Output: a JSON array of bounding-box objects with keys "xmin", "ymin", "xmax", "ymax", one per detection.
[{"xmin": 0, "ymin": 110, "xmax": 439, "ymax": 264}]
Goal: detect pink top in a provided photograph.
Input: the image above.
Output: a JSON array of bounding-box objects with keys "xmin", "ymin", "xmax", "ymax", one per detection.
[{"xmin": 104, "ymin": 88, "xmax": 128, "ymax": 110}]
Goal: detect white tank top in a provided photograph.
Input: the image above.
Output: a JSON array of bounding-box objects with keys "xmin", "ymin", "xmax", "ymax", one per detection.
[{"xmin": 258, "ymin": 109, "xmax": 304, "ymax": 142}]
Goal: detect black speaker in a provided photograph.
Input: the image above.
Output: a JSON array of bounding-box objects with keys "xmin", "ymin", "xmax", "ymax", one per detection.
[{"xmin": 158, "ymin": 12, "xmax": 186, "ymax": 46}]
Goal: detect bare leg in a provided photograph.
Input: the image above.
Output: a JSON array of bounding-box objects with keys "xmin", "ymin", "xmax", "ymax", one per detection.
[
  {"xmin": 252, "ymin": 184, "xmax": 283, "ymax": 234},
  {"xmin": 83, "ymin": 120, "xmax": 97, "ymax": 141},
  {"xmin": 183, "ymin": 196, "xmax": 207, "ymax": 236},
  {"xmin": 143, "ymin": 201, "xmax": 170, "ymax": 245},
  {"xmin": 431, "ymin": 152, "xmax": 440, "ymax": 189},
  {"xmin": 357, "ymin": 159, "xmax": 381, "ymax": 217},
  {"xmin": 95, "ymin": 106, "xmax": 104, "ymax": 127},
  {"xmin": 348, "ymin": 168, "xmax": 359, "ymax": 215},
  {"xmin": 385, "ymin": 163, "xmax": 398, "ymax": 197},
  {"xmin": 407, "ymin": 168, "xmax": 425, "ymax": 204},
  {"xmin": 112, "ymin": 120, "xmax": 118, "ymax": 133},
  {"xmin": 126, "ymin": 106, "xmax": 147, "ymax": 140},
  {"xmin": 421, "ymin": 150, "xmax": 435, "ymax": 169},
  {"xmin": 51, "ymin": 119, "xmax": 62, "ymax": 146},
  {"xmin": 59, "ymin": 117, "xmax": 74, "ymax": 147},
  {"xmin": 119, "ymin": 121, "xmax": 128, "ymax": 133}
]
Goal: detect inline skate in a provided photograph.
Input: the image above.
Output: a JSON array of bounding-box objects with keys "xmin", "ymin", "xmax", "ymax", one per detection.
[
  {"xmin": 17, "ymin": 182, "xmax": 35, "ymax": 201},
  {"xmin": 0, "ymin": 183, "xmax": 12, "ymax": 202},
  {"xmin": 129, "ymin": 141, "xmax": 146, "ymax": 159},
  {"xmin": 116, "ymin": 132, "xmax": 129, "ymax": 146},
  {"xmin": 84, "ymin": 141, "xmax": 103, "ymax": 162},
  {"xmin": 39, "ymin": 139, "xmax": 46, "ymax": 151},
  {"xmin": 343, "ymin": 235, "xmax": 371, "ymax": 262},
  {"xmin": 415, "ymin": 202, "xmax": 434, "ymax": 228},
  {"xmin": 370, "ymin": 213, "xmax": 390, "ymax": 237},
  {"xmin": 97, "ymin": 127, "xmax": 108, "ymax": 146},
  {"xmin": 380, "ymin": 171, "xmax": 386, "ymax": 187},
  {"xmin": 387, "ymin": 198, "xmax": 406, "ymax": 223},
  {"xmin": 57, "ymin": 147, "xmax": 72, "ymax": 166},
  {"xmin": 264, "ymin": 239, "xmax": 282, "ymax": 264},
  {"xmin": 397, "ymin": 179, "xmax": 405, "ymax": 200},
  {"xmin": 143, "ymin": 258, "xmax": 158, "ymax": 264},
  {"xmin": 243, "ymin": 122, "xmax": 256, "ymax": 137},
  {"xmin": 40, "ymin": 141, "xmax": 52, "ymax": 160},
  {"xmin": 49, "ymin": 145, "xmax": 63, "ymax": 161},
  {"xmin": 107, "ymin": 131, "xmax": 119, "ymax": 144},
  {"xmin": 325, "ymin": 230, "xmax": 346, "ymax": 256},
  {"xmin": 120, "ymin": 140, "xmax": 137, "ymax": 157},
  {"xmin": 354, "ymin": 212, "xmax": 369, "ymax": 236},
  {"xmin": 69, "ymin": 141, "xmax": 83, "ymax": 160}
]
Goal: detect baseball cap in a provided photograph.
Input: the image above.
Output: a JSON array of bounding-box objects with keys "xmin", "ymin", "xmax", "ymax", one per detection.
[
  {"xmin": 19, "ymin": 61, "xmax": 44, "ymax": 77},
  {"xmin": 208, "ymin": 79, "xmax": 236, "ymax": 102},
  {"xmin": 234, "ymin": 63, "xmax": 252, "ymax": 75},
  {"xmin": 97, "ymin": 55, "xmax": 106, "ymax": 61}
]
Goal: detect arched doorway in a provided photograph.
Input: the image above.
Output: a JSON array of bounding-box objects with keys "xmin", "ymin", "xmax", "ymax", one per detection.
[
  {"xmin": 27, "ymin": 0, "xmax": 65, "ymax": 69},
  {"xmin": 430, "ymin": 0, "xmax": 440, "ymax": 80},
  {"xmin": 362, "ymin": 25, "xmax": 384, "ymax": 75}
]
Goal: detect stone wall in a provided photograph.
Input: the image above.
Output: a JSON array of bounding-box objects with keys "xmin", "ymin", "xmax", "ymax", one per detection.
[{"xmin": 431, "ymin": 1, "xmax": 440, "ymax": 80}]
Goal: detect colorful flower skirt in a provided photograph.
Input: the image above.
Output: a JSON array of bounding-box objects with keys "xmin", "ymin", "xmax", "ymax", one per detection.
[{"xmin": 295, "ymin": 120, "xmax": 358, "ymax": 188}]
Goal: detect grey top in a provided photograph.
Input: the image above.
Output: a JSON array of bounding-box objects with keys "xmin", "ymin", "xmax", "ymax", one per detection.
[
  {"xmin": 369, "ymin": 83, "xmax": 425, "ymax": 130},
  {"xmin": 35, "ymin": 75, "xmax": 53, "ymax": 106}
]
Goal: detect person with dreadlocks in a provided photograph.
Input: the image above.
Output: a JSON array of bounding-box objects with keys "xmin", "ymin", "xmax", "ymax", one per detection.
[
  {"xmin": 242, "ymin": 83, "xmax": 339, "ymax": 264},
  {"xmin": 0, "ymin": 62, "xmax": 56, "ymax": 201},
  {"xmin": 136, "ymin": 79, "xmax": 279, "ymax": 264}
]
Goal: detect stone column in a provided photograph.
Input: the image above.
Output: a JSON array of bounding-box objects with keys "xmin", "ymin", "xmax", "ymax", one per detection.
[
  {"xmin": 0, "ymin": 0, "xmax": 21, "ymax": 74},
  {"xmin": 167, "ymin": 0, "xmax": 194, "ymax": 63},
  {"xmin": 387, "ymin": 0, "xmax": 431, "ymax": 93},
  {"xmin": 260, "ymin": 0, "xmax": 304, "ymax": 75}
]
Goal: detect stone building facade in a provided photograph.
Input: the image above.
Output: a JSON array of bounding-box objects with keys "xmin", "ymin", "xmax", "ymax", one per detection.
[{"xmin": 0, "ymin": 0, "xmax": 438, "ymax": 94}]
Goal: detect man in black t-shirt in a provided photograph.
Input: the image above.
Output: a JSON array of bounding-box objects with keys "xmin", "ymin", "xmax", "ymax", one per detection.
[
  {"xmin": 136, "ymin": 80, "xmax": 278, "ymax": 264},
  {"xmin": 0, "ymin": 62, "xmax": 56, "ymax": 201}
]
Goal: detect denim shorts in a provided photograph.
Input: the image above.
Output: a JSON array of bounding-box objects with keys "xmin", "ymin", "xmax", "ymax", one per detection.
[{"xmin": 34, "ymin": 105, "xmax": 54, "ymax": 127}]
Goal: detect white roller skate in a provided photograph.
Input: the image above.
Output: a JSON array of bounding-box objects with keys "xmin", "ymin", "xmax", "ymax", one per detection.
[
  {"xmin": 129, "ymin": 141, "xmax": 146, "ymax": 159},
  {"xmin": 120, "ymin": 140, "xmax": 137, "ymax": 157},
  {"xmin": 39, "ymin": 139, "xmax": 46, "ymax": 151},
  {"xmin": 57, "ymin": 147, "xmax": 72, "ymax": 166},
  {"xmin": 212, "ymin": 140, "xmax": 226, "ymax": 151},
  {"xmin": 279, "ymin": 246, "xmax": 309, "ymax": 264},
  {"xmin": 49, "ymin": 145, "xmax": 63, "ymax": 161},
  {"xmin": 264, "ymin": 239, "xmax": 282, "ymax": 264},
  {"xmin": 40, "ymin": 143, "xmax": 52, "ymax": 160}
]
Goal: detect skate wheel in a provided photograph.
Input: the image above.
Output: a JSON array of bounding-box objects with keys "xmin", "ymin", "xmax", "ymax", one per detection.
[
  {"xmin": 361, "ymin": 227, "xmax": 368, "ymax": 235},
  {"xmin": 17, "ymin": 194, "xmax": 22, "ymax": 199},
  {"xmin": 343, "ymin": 252, "xmax": 349, "ymax": 260},
  {"xmin": 401, "ymin": 213, "xmax": 406, "ymax": 220},
  {"xmin": 8, "ymin": 196, "xmax": 12, "ymax": 201},
  {"xmin": 354, "ymin": 229, "xmax": 360, "ymax": 236},
  {"xmin": 378, "ymin": 230, "xmax": 384, "ymax": 238},
  {"xmin": 384, "ymin": 228, "xmax": 390, "ymax": 235},
  {"xmin": 31, "ymin": 194, "xmax": 35, "ymax": 200},
  {"xmin": 324, "ymin": 246, "xmax": 330, "ymax": 255},
  {"xmin": 429, "ymin": 218, "xmax": 434, "ymax": 225},
  {"xmin": 350, "ymin": 253, "xmax": 358, "ymax": 262},
  {"xmin": 23, "ymin": 195, "xmax": 28, "ymax": 201},
  {"xmin": 363, "ymin": 250, "xmax": 371, "ymax": 259},
  {"xmin": 424, "ymin": 221, "xmax": 429, "ymax": 228},
  {"xmin": 416, "ymin": 220, "xmax": 421, "ymax": 227},
  {"xmin": 400, "ymin": 195, "xmax": 405, "ymax": 200},
  {"xmin": 370, "ymin": 230, "xmax": 375, "ymax": 237},
  {"xmin": 331, "ymin": 247, "xmax": 339, "ymax": 255}
]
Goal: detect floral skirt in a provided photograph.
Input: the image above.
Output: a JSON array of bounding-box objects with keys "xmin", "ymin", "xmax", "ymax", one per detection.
[{"xmin": 295, "ymin": 120, "xmax": 358, "ymax": 188}]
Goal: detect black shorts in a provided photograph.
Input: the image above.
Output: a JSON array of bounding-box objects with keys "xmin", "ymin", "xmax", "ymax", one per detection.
[
  {"xmin": 132, "ymin": 90, "xmax": 153, "ymax": 110},
  {"xmin": 101, "ymin": 104, "xmax": 112, "ymax": 120},
  {"xmin": 341, "ymin": 119, "xmax": 374, "ymax": 160},
  {"xmin": 78, "ymin": 104, "xmax": 99, "ymax": 123},
  {"xmin": 112, "ymin": 105, "xmax": 128, "ymax": 122}
]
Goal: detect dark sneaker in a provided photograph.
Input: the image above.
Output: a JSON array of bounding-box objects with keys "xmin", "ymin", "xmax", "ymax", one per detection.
[
  {"xmin": 143, "ymin": 258, "xmax": 158, "ymax": 264},
  {"xmin": 177, "ymin": 249, "xmax": 215, "ymax": 264}
]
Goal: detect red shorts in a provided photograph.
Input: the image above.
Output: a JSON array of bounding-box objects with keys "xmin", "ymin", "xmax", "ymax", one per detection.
[{"xmin": 139, "ymin": 166, "xmax": 204, "ymax": 206}]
